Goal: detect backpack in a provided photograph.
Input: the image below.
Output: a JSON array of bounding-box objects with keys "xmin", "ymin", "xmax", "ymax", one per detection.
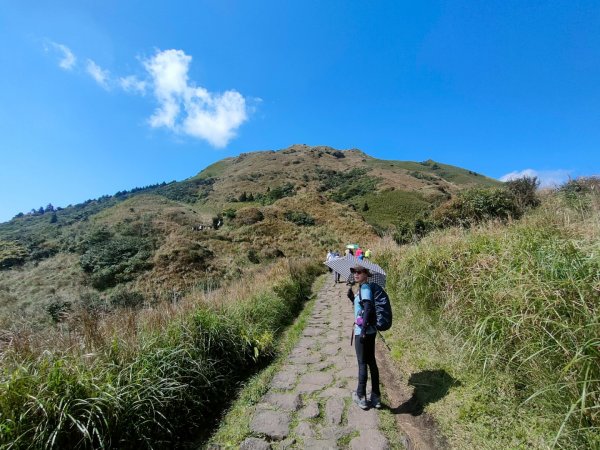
[{"xmin": 359, "ymin": 282, "xmax": 393, "ymax": 332}]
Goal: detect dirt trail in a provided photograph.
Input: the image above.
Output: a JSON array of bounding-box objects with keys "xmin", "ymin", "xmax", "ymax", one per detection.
[{"xmin": 238, "ymin": 280, "xmax": 446, "ymax": 449}]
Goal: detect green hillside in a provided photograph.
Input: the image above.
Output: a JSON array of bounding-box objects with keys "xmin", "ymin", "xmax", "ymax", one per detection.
[{"xmin": 0, "ymin": 145, "xmax": 498, "ymax": 323}]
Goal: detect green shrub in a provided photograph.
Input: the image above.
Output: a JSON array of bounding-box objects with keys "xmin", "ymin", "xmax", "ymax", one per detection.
[
  {"xmin": 434, "ymin": 187, "xmax": 520, "ymax": 227},
  {"xmin": 284, "ymin": 211, "xmax": 315, "ymax": 226},
  {"xmin": 223, "ymin": 208, "xmax": 237, "ymax": 220},
  {"xmin": 212, "ymin": 214, "xmax": 223, "ymax": 229},
  {"xmin": 256, "ymin": 183, "xmax": 296, "ymax": 205},
  {"xmin": 559, "ymin": 176, "xmax": 600, "ymax": 196},
  {"xmin": 393, "ymin": 218, "xmax": 436, "ymax": 245},
  {"xmin": 504, "ymin": 176, "xmax": 540, "ymax": 210},
  {"xmin": 559, "ymin": 176, "xmax": 600, "ymax": 211},
  {"xmin": 0, "ymin": 240, "xmax": 29, "ymax": 269},
  {"xmin": 28, "ymin": 240, "xmax": 59, "ymax": 261},
  {"xmin": 408, "ymin": 170, "xmax": 439, "ymax": 182},
  {"xmin": 45, "ymin": 299, "xmax": 72, "ymax": 323},
  {"xmin": 154, "ymin": 178, "xmax": 215, "ymax": 203},
  {"xmin": 247, "ymin": 249, "xmax": 260, "ymax": 264},
  {"xmin": 80, "ymin": 235, "xmax": 153, "ymax": 289},
  {"xmin": 318, "ymin": 168, "xmax": 378, "ymax": 203}
]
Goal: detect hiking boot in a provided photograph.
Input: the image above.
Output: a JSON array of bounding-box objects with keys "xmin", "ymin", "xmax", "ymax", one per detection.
[
  {"xmin": 370, "ymin": 393, "xmax": 382, "ymax": 409},
  {"xmin": 352, "ymin": 391, "xmax": 369, "ymax": 410}
]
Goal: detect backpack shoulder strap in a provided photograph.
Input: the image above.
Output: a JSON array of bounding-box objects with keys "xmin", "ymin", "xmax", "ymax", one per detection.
[{"xmin": 358, "ymin": 283, "xmax": 373, "ymax": 306}]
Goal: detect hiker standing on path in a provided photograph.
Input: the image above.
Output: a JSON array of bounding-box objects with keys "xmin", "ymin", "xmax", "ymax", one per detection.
[
  {"xmin": 332, "ymin": 250, "xmax": 341, "ymax": 283},
  {"xmin": 326, "ymin": 250, "xmax": 341, "ymax": 284},
  {"xmin": 347, "ymin": 264, "xmax": 381, "ymax": 410}
]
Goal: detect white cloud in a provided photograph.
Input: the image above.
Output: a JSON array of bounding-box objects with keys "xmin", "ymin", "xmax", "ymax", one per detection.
[
  {"xmin": 182, "ymin": 89, "xmax": 247, "ymax": 147},
  {"xmin": 500, "ymin": 169, "xmax": 572, "ymax": 188},
  {"xmin": 46, "ymin": 45, "xmax": 250, "ymax": 146},
  {"xmin": 46, "ymin": 41, "xmax": 76, "ymax": 70},
  {"xmin": 143, "ymin": 49, "xmax": 248, "ymax": 148},
  {"xmin": 119, "ymin": 75, "xmax": 147, "ymax": 94},
  {"xmin": 86, "ymin": 59, "xmax": 110, "ymax": 90}
]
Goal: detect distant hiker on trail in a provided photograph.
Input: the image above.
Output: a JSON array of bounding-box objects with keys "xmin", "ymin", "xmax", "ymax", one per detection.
[
  {"xmin": 345, "ymin": 247, "xmax": 354, "ymax": 257},
  {"xmin": 327, "ymin": 250, "xmax": 341, "ymax": 284},
  {"xmin": 356, "ymin": 247, "xmax": 363, "ymax": 260},
  {"xmin": 332, "ymin": 250, "xmax": 341, "ymax": 283},
  {"xmin": 347, "ymin": 264, "xmax": 381, "ymax": 410},
  {"xmin": 364, "ymin": 248, "xmax": 372, "ymax": 259}
]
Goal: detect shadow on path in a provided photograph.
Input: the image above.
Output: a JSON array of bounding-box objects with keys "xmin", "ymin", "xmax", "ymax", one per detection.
[{"xmin": 386, "ymin": 369, "xmax": 460, "ymax": 416}]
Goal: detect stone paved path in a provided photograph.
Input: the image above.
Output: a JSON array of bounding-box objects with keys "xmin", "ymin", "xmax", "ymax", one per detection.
[{"xmin": 241, "ymin": 279, "xmax": 393, "ymax": 450}]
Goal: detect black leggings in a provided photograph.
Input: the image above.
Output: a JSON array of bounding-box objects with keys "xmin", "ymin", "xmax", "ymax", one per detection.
[{"xmin": 355, "ymin": 333, "xmax": 380, "ymax": 398}]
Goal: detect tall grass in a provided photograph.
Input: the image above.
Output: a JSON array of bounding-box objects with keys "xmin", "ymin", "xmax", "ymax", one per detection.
[
  {"xmin": 0, "ymin": 259, "xmax": 322, "ymax": 448},
  {"xmin": 375, "ymin": 191, "xmax": 599, "ymax": 448}
]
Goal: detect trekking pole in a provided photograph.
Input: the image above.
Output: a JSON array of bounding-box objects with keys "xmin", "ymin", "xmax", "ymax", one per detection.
[{"xmin": 378, "ymin": 330, "xmax": 391, "ymax": 351}]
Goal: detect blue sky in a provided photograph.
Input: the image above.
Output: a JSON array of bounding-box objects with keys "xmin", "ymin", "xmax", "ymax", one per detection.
[{"xmin": 1, "ymin": 1, "xmax": 599, "ymax": 222}]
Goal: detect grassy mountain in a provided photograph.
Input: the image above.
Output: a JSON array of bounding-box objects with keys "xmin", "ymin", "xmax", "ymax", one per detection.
[
  {"xmin": 0, "ymin": 145, "xmax": 498, "ymax": 323},
  {"xmin": 1, "ymin": 143, "xmax": 596, "ymax": 448}
]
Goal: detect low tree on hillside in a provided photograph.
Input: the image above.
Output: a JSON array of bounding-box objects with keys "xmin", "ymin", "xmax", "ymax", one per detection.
[
  {"xmin": 434, "ymin": 187, "xmax": 521, "ymax": 227},
  {"xmin": 46, "ymin": 299, "xmax": 72, "ymax": 323},
  {"xmin": 222, "ymin": 209, "xmax": 236, "ymax": 220},
  {"xmin": 505, "ymin": 176, "xmax": 540, "ymax": 210},
  {"xmin": 79, "ymin": 235, "xmax": 153, "ymax": 289},
  {"xmin": 0, "ymin": 240, "xmax": 29, "ymax": 269},
  {"xmin": 284, "ymin": 210, "xmax": 315, "ymax": 226},
  {"xmin": 212, "ymin": 214, "xmax": 224, "ymax": 229}
]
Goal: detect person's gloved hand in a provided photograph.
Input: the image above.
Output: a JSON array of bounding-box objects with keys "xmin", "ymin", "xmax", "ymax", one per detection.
[
  {"xmin": 347, "ymin": 288, "xmax": 354, "ymax": 302},
  {"xmin": 359, "ymin": 332, "xmax": 366, "ymax": 344}
]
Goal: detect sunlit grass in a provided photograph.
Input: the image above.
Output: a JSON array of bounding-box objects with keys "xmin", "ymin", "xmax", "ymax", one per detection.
[
  {"xmin": 373, "ymin": 190, "xmax": 599, "ymax": 449},
  {"xmin": 0, "ymin": 259, "xmax": 323, "ymax": 448}
]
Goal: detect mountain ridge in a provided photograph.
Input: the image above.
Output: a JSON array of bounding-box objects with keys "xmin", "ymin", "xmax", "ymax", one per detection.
[{"xmin": 0, "ymin": 145, "xmax": 500, "ymax": 321}]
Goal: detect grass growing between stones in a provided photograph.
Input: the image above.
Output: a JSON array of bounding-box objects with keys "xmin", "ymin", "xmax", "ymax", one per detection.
[
  {"xmin": 340, "ymin": 396, "xmax": 352, "ymax": 425},
  {"xmin": 206, "ymin": 275, "xmax": 325, "ymax": 448},
  {"xmin": 336, "ymin": 429, "xmax": 359, "ymax": 448}
]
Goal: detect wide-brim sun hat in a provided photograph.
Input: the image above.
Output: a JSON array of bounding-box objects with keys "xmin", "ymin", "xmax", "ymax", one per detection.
[{"xmin": 350, "ymin": 265, "xmax": 372, "ymax": 276}]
